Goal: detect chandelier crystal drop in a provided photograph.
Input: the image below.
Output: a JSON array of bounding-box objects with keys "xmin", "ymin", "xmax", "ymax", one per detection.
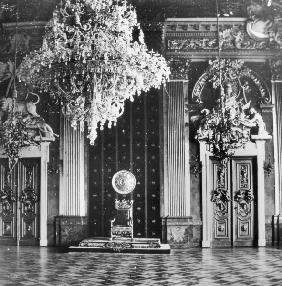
[{"xmin": 18, "ymin": 0, "xmax": 170, "ymax": 144}]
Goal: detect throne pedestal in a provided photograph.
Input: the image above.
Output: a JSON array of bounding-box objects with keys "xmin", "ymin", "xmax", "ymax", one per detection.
[{"xmin": 69, "ymin": 170, "xmax": 170, "ymax": 253}]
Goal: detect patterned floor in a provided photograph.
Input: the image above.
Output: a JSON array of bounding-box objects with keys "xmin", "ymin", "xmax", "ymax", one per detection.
[{"xmin": 0, "ymin": 246, "xmax": 282, "ymax": 286}]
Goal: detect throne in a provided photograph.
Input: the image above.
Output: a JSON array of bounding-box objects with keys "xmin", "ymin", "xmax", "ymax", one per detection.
[
  {"xmin": 111, "ymin": 199, "xmax": 133, "ymax": 239},
  {"xmin": 73, "ymin": 169, "xmax": 170, "ymax": 252},
  {"xmin": 110, "ymin": 170, "xmax": 136, "ymax": 240}
]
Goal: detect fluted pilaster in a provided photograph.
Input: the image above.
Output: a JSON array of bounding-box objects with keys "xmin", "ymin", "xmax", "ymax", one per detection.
[
  {"xmin": 272, "ymin": 81, "xmax": 282, "ymax": 216},
  {"xmin": 59, "ymin": 118, "xmax": 85, "ymax": 216},
  {"xmin": 163, "ymin": 81, "xmax": 190, "ymax": 217}
]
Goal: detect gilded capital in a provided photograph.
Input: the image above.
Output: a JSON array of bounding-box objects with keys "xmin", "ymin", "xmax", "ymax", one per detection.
[
  {"xmin": 270, "ymin": 58, "xmax": 282, "ymax": 81},
  {"xmin": 167, "ymin": 57, "xmax": 190, "ymax": 81}
]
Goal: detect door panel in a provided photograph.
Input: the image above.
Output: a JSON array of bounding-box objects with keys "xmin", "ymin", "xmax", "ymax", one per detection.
[
  {"xmin": 0, "ymin": 160, "xmax": 17, "ymax": 245},
  {"xmin": 211, "ymin": 158, "xmax": 256, "ymax": 247},
  {"xmin": 212, "ymin": 162, "xmax": 231, "ymax": 247},
  {"xmin": 0, "ymin": 158, "xmax": 40, "ymax": 246},
  {"xmin": 232, "ymin": 159, "xmax": 255, "ymax": 246}
]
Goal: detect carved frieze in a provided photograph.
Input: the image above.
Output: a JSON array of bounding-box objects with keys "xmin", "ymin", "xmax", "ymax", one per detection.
[{"xmin": 164, "ymin": 18, "xmax": 282, "ymax": 56}]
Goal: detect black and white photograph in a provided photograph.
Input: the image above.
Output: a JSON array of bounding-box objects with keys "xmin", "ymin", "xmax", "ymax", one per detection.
[{"xmin": 0, "ymin": 0, "xmax": 282, "ymax": 285}]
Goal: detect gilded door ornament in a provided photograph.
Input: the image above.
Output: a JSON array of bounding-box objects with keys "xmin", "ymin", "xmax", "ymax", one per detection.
[
  {"xmin": 0, "ymin": 172, "xmax": 16, "ymax": 216},
  {"xmin": 216, "ymin": 165, "xmax": 226, "ymax": 188},
  {"xmin": 211, "ymin": 188, "xmax": 230, "ymax": 215},
  {"xmin": 211, "ymin": 165, "xmax": 230, "ymax": 216},
  {"xmin": 19, "ymin": 168, "xmax": 39, "ymax": 216},
  {"xmin": 189, "ymin": 155, "xmax": 202, "ymax": 177},
  {"xmin": 234, "ymin": 162, "xmax": 254, "ymax": 217},
  {"xmin": 239, "ymin": 165, "xmax": 249, "ymax": 188},
  {"xmin": 234, "ymin": 189, "xmax": 254, "ymax": 216}
]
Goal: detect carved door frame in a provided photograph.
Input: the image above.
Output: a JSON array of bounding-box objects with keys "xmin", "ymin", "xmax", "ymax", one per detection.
[{"xmin": 200, "ymin": 135, "xmax": 271, "ymax": 248}]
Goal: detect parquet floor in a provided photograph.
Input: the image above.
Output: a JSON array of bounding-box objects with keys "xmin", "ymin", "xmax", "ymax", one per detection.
[{"xmin": 0, "ymin": 246, "xmax": 281, "ymax": 285}]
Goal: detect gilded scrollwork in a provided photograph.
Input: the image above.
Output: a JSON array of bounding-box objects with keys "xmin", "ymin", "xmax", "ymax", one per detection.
[
  {"xmin": 216, "ymin": 165, "xmax": 226, "ymax": 189},
  {"xmin": 115, "ymin": 199, "xmax": 133, "ymax": 210},
  {"xmin": 234, "ymin": 189, "xmax": 254, "ymax": 216},
  {"xmin": 189, "ymin": 155, "xmax": 202, "ymax": 177},
  {"xmin": 19, "ymin": 168, "xmax": 39, "ymax": 216},
  {"xmin": 0, "ymin": 172, "xmax": 16, "ymax": 216},
  {"xmin": 239, "ymin": 165, "xmax": 249, "ymax": 189},
  {"xmin": 211, "ymin": 188, "xmax": 230, "ymax": 216},
  {"xmin": 167, "ymin": 38, "xmax": 217, "ymax": 51}
]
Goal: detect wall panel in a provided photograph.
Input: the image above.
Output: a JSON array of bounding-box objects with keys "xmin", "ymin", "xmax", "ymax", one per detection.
[{"xmin": 88, "ymin": 90, "xmax": 161, "ymax": 239}]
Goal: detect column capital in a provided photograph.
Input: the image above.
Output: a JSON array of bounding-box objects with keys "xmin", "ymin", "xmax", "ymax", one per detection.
[
  {"xmin": 167, "ymin": 57, "xmax": 190, "ymax": 81},
  {"xmin": 270, "ymin": 58, "xmax": 282, "ymax": 81}
]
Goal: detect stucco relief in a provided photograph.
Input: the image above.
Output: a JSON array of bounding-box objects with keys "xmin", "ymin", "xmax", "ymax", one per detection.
[
  {"xmin": 168, "ymin": 226, "xmax": 188, "ymax": 243},
  {"xmin": 246, "ymin": 1, "xmax": 282, "ymax": 47}
]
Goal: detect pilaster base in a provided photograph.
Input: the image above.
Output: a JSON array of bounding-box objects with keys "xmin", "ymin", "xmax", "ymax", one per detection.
[
  {"xmin": 258, "ymin": 239, "xmax": 266, "ymax": 247},
  {"xmin": 202, "ymin": 240, "xmax": 211, "ymax": 248},
  {"xmin": 40, "ymin": 239, "xmax": 48, "ymax": 247},
  {"xmin": 278, "ymin": 215, "xmax": 282, "ymax": 246},
  {"xmin": 55, "ymin": 216, "xmax": 88, "ymax": 246},
  {"xmin": 162, "ymin": 217, "xmax": 201, "ymax": 248},
  {"xmin": 271, "ymin": 215, "xmax": 279, "ymax": 246}
]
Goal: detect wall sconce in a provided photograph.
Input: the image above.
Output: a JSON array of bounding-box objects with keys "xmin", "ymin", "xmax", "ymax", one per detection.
[
  {"xmin": 264, "ymin": 155, "xmax": 274, "ymax": 176},
  {"xmin": 48, "ymin": 157, "xmax": 60, "ymax": 175},
  {"xmin": 190, "ymin": 155, "xmax": 202, "ymax": 177}
]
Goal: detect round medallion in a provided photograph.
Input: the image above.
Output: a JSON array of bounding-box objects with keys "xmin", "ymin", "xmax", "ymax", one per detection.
[{"xmin": 112, "ymin": 170, "xmax": 136, "ymax": 195}]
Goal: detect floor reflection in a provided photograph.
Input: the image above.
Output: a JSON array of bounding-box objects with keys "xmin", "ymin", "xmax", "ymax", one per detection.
[{"xmin": 0, "ymin": 246, "xmax": 281, "ymax": 285}]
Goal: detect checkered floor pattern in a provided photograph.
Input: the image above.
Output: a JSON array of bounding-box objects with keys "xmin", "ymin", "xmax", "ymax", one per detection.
[{"xmin": 0, "ymin": 246, "xmax": 281, "ymax": 285}]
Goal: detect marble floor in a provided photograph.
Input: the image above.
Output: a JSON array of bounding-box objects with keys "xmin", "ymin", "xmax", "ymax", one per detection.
[{"xmin": 0, "ymin": 246, "xmax": 282, "ymax": 286}]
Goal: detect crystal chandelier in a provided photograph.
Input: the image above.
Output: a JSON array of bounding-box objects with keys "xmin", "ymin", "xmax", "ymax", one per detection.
[
  {"xmin": 196, "ymin": 79, "xmax": 250, "ymax": 162},
  {"xmin": 195, "ymin": 2, "xmax": 251, "ymax": 163},
  {"xmin": 18, "ymin": 0, "xmax": 170, "ymax": 144}
]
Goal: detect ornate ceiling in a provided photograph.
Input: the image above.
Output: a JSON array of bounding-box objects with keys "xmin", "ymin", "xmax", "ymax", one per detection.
[
  {"xmin": 0, "ymin": 0, "xmax": 250, "ymax": 23},
  {"xmin": 0, "ymin": 0, "xmax": 281, "ymax": 23}
]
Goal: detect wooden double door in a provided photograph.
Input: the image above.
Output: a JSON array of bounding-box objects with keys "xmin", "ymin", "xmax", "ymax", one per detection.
[
  {"xmin": 211, "ymin": 158, "xmax": 257, "ymax": 247},
  {"xmin": 0, "ymin": 158, "xmax": 40, "ymax": 245}
]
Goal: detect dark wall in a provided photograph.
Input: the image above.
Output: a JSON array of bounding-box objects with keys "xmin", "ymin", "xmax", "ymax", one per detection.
[{"xmin": 88, "ymin": 89, "xmax": 162, "ymax": 239}]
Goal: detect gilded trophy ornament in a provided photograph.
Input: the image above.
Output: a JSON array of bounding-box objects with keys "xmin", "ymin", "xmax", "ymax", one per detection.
[{"xmin": 112, "ymin": 170, "xmax": 136, "ymax": 195}]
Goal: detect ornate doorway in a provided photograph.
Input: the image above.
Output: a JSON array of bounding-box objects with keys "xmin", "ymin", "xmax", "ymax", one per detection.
[
  {"xmin": 211, "ymin": 158, "xmax": 257, "ymax": 247},
  {"xmin": 201, "ymin": 137, "xmax": 270, "ymax": 248},
  {"xmin": 0, "ymin": 158, "xmax": 40, "ymax": 246}
]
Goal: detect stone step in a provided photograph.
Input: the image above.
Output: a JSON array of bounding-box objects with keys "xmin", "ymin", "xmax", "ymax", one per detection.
[{"xmin": 68, "ymin": 237, "xmax": 171, "ymax": 254}]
